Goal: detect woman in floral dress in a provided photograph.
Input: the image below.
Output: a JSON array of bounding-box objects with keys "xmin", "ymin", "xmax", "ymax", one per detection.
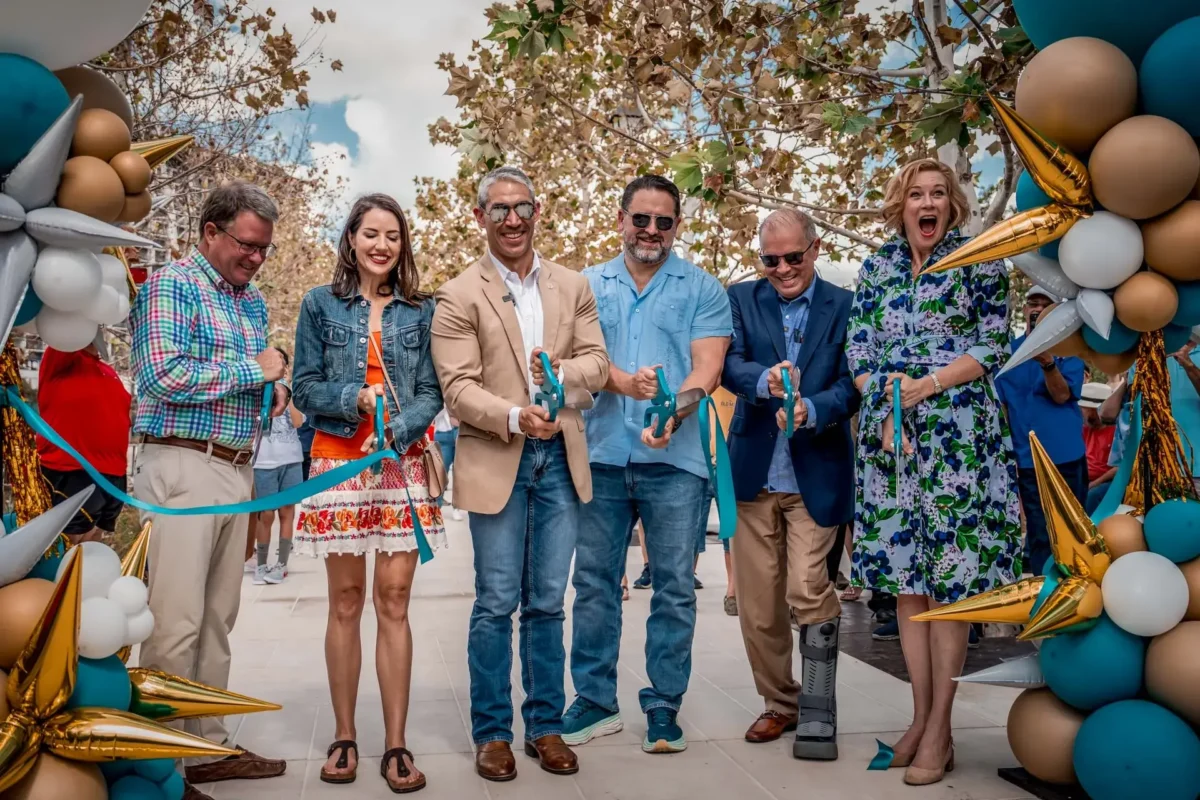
[{"xmin": 846, "ymin": 159, "xmax": 1021, "ymax": 786}]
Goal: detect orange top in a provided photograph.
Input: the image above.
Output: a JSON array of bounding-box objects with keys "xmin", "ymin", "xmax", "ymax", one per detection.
[{"xmin": 311, "ymin": 331, "xmax": 390, "ymax": 460}]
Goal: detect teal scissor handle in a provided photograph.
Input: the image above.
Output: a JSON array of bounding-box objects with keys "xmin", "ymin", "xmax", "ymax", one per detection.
[
  {"xmin": 372, "ymin": 395, "xmax": 387, "ymax": 474},
  {"xmin": 781, "ymin": 368, "xmax": 795, "ymax": 439},
  {"xmin": 261, "ymin": 383, "xmax": 273, "ymax": 429},
  {"xmin": 892, "ymin": 379, "xmax": 902, "ymax": 456},
  {"xmin": 533, "ymin": 351, "xmax": 565, "ymax": 421},
  {"xmin": 643, "ymin": 366, "xmax": 677, "ymax": 437}
]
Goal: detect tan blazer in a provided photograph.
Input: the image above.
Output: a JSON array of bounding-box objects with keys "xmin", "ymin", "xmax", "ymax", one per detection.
[{"xmin": 431, "ymin": 256, "xmax": 609, "ymax": 514}]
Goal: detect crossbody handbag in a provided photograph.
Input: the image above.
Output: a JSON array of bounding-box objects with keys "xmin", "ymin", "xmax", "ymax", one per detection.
[{"xmin": 369, "ymin": 334, "xmax": 447, "ymax": 498}]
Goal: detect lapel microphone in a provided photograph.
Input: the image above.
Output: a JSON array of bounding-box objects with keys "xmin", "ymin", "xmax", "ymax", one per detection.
[{"xmin": 501, "ymin": 294, "xmax": 515, "ymax": 305}]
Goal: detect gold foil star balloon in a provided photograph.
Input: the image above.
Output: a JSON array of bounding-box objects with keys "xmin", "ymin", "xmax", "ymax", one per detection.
[
  {"xmin": 115, "ymin": 522, "xmax": 151, "ymax": 664},
  {"xmin": 921, "ymin": 204, "xmax": 1084, "ymax": 275},
  {"xmin": 911, "ymin": 576, "xmax": 1047, "ymax": 624},
  {"xmin": 1019, "ymin": 574, "xmax": 1104, "ymax": 641},
  {"xmin": 988, "ymin": 93, "xmax": 1093, "ymax": 209},
  {"xmin": 129, "ymin": 135, "xmax": 193, "ymax": 171},
  {"xmin": 1029, "ymin": 433, "xmax": 1112, "ymax": 583},
  {"xmin": 128, "ymin": 669, "xmax": 281, "ymax": 722}
]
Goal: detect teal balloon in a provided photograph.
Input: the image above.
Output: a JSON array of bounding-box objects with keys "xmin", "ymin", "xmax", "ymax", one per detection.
[
  {"xmin": 132, "ymin": 758, "xmax": 175, "ymax": 783},
  {"xmin": 0, "ymin": 54, "xmax": 70, "ymax": 174},
  {"xmin": 24, "ymin": 539, "xmax": 65, "ymax": 581},
  {"xmin": 1014, "ymin": 172, "xmax": 1063, "ymax": 259},
  {"xmin": 1164, "ymin": 323, "xmax": 1194, "ymax": 353},
  {"xmin": 1140, "ymin": 16, "xmax": 1200, "ymax": 137},
  {"xmin": 109, "ymin": 775, "xmax": 166, "ymax": 800},
  {"xmin": 12, "ymin": 289, "xmax": 40, "ymax": 326},
  {"xmin": 1013, "ymin": 0, "xmax": 1197, "ymax": 63},
  {"xmin": 1083, "ymin": 320, "xmax": 1139, "ymax": 355},
  {"xmin": 1, "ymin": 512, "xmax": 16, "ymax": 534},
  {"xmin": 159, "ymin": 772, "xmax": 184, "ymax": 800},
  {"xmin": 1172, "ymin": 281, "xmax": 1200, "ymax": 327},
  {"xmin": 99, "ymin": 760, "xmax": 137, "ymax": 783},
  {"xmin": 1039, "ymin": 614, "xmax": 1144, "ymax": 710},
  {"xmin": 1143, "ymin": 498, "xmax": 1200, "ymax": 563},
  {"xmin": 67, "ymin": 655, "xmax": 132, "ymax": 712},
  {"xmin": 1073, "ymin": 700, "xmax": 1200, "ymax": 800}
]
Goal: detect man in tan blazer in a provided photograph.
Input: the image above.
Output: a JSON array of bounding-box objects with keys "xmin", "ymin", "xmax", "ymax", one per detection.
[{"xmin": 430, "ymin": 166, "xmax": 608, "ymax": 783}]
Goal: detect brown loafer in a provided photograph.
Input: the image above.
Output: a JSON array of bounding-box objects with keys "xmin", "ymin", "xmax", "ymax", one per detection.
[
  {"xmin": 745, "ymin": 711, "xmax": 798, "ymax": 743},
  {"xmin": 183, "ymin": 782, "xmax": 214, "ymax": 800},
  {"xmin": 475, "ymin": 741, "xmax": 517, "ymax": 782},
  {"xmin": 523, "ymin": 734, "xmax": 579, "ymax": 775},
  {"xmin": 184, "ymin": 749, "xmax": 287, "ymax": 783}
]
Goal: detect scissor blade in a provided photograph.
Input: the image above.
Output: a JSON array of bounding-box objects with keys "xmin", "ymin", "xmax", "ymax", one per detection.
[
  {"xmin": 563, "ymin": 388, "xmax": 595, "ymax": 411},
  {"xmin": 672, "ymin": 389, "xmax": 709, "ymax": 421}
]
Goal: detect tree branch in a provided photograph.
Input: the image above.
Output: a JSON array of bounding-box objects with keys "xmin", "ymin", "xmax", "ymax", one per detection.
[
  {"xmin": 984, "ymin": 124, "xmax": 1018, "ymax": 228},
  {"xmin": 544, "ymin": 89, "xmax": 671, "ymax": 159},
  {"xmin": 728, "ymin": 189, "xmax": 884, "ymax": 250}
]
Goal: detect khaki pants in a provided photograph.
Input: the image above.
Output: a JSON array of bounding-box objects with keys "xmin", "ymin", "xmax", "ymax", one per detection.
[
  {"xmin": 134, "ymin": 444, "xmax": 253, "ymax": 760},
  {"xmin": 731, "ymin": 490, "xmax": 840, "ymax": 715}
]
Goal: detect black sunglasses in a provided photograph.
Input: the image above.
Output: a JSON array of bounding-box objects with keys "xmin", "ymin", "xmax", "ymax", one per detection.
[
  {"xmin": 625, "ymin": 210, "xmax": 676, "ymax": 232},
  {"xmin": 760, "ymin": 239, "xmax": 817, "ymax": 269},
  {"xmin": 216, "ymin": 226, "xmax": 277, "ymax": 259},
  {"xmin": 485, "ymin": 202, "xmax": 536, "ymax": 224}
]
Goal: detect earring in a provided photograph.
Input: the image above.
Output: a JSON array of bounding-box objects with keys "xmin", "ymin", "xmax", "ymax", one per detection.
[{"xmin": 350, "ymin": 250, "xmax": 358, "ymax": 265}]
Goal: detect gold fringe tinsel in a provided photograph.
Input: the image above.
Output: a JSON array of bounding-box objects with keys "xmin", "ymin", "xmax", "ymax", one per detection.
[
  {"xmin": 1125, "ymin": 329, "xmax": 1195, "ymax": 513},
  {"xmin": 1, "ymin": 341, "xmax": 52, "ymax": 526}
]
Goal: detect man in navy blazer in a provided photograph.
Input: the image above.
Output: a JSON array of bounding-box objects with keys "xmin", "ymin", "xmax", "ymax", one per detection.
[{"xmin": 721, "ymin": 208, "xmax": 859, "ymax": 761}]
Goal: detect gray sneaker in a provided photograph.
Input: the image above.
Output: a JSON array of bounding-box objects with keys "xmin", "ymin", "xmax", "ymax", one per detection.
[{"xmin": 253, "ymin": 564, "xmax": 284, "ymax": 585}]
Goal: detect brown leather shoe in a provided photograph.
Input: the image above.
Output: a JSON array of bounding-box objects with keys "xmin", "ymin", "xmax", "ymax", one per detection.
[
  {"xmin": 523, "ymin": 734, "xmax": 579, "ymax": 775},
  {"xmin": 745, "ymin": 711, "xmax": 798, "ymax": 743},
  {"xmin": 184, "ymin": 749, "xmax": 287, "ymax": 783},
  {"xmin": 182, "ymin": 782, "xmax": 215, "ymax": 800},
  {"xmin": 475, "ymin": 741, "xmax": 517, "ymax": 782}
]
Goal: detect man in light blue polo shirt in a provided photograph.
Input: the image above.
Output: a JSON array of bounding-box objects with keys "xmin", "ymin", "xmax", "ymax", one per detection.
[{"xmin": 563, "ymin": 175, "xmax": 732, "ymax": 755}]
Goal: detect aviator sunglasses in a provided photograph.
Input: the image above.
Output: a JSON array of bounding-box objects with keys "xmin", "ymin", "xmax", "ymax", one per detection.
[
  {"xmin": 485, "ymin": 202, "xmax": 536, "ymax": 224},
  {"xmin": 759, "ymin": 238, "xmax": 817, "ymax": 269},
  {"xmin": 624, "ymin": 209, "xmax": 677, "ymax": 232}
]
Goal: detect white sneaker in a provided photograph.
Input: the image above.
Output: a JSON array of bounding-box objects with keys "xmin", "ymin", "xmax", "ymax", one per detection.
[
  {"xmin": 452, "ymin": 508, "xmax": 465, "ymax": 521},
  {"xmin": 244, "ymin": 557, "xmax": 256, "ymax": 574},
  {"xmin": 268, "ymin": 563, "xmax": 287, "ymax": 582}
]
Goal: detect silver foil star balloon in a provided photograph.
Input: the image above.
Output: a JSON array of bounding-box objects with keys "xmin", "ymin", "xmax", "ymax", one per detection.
[{"xmin": 0, "ymin": 487, "xmax": 95, "ymax": 588}]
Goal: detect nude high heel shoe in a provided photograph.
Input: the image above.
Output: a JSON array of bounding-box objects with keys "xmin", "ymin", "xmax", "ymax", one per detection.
[{"xmin": 903, "ymin": 739, "xmax": 954, "ymax": 785}]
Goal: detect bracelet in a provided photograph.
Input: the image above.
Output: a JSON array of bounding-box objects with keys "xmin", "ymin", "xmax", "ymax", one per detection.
[{"xmin": 930, "ymin": 372, "xmax": 944, "ymax": 394}]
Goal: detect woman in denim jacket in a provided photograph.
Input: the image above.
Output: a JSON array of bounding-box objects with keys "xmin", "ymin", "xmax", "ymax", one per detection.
[{"xmin": 293, "ymin": 193, "xmax": 445, "ymax": 792}]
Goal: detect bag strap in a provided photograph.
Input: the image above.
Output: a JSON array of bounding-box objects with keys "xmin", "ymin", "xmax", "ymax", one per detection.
[{"xmin": 369, "ymin": 334, "xmax": 403, "ymax": 417}]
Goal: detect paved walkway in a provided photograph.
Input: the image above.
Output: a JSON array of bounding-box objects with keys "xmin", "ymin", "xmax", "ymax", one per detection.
[{"xmin": 194, "ymin": 512, "xmax": 1034, "ymax": 799}]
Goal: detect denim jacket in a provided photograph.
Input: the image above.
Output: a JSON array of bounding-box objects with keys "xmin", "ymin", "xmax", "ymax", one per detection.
[{"xmin": 292, "ymin": 284, "xmax": 442, "ymax": 448}]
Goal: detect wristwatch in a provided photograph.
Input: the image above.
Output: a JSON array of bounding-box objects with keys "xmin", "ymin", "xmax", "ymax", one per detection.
[{"xmin": 1040, "ymin": 359, "xmax": 1057, "ymax": 371}]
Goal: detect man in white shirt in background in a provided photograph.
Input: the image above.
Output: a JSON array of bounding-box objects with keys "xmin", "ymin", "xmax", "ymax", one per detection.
[{"xmin": 433, "ymin": 407, "xmax": 465, "ymax": 520}]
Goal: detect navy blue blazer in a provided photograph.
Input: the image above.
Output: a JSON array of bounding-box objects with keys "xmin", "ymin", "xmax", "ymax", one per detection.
[{"xmin": 721, "ymin": 276, "xmax": 859, "ymax": 528}]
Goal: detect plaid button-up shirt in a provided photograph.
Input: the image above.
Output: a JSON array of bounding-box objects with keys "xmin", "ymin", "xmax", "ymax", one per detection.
[{"xmin": 130, "ymin": 249, "xmax": 269, "ymax": 450}]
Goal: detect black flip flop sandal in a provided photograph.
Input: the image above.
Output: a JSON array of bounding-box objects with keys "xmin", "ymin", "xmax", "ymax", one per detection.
[
  {"xmin": 381, "ymin": 747, "xmax": 427, "ymax": 794},
  {"xmin": 320, "ymin": 740, "xmax": 358, "ymax": 784}
]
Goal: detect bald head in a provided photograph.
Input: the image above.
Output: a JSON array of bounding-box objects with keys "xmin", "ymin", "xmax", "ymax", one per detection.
[{"xmin": 759, "ymin": 207, "xmax": 817, "ymax": 244}]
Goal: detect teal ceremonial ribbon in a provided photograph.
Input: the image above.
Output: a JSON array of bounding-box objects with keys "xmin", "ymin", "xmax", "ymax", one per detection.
[
  {"xmin": 1091, "ymin": 393, "xmax": 1142, "ymax": 523},
  {"xmin": 644, "ymin": 367, "xmax": 677, "ymax": 438},
  {"xmin": 867, "ymin": 739, "xmax": 895, "ymax": 770},
  {"xmin": 374, "ymin": 395, "xmax": 434, "ymax": 564},
  {"xmin": 892, "ymin": 379, "xmax": 903, "ymax": 501},
  {"xmin": 534, "ymin": 351, "xmax": 565, "ymax": 422},
  {"xmin": 697, "ymin": 396, "xmax": 737, "ymax": 540},
  {"xmin": 781, "ymin": 368, "xmax": 795, "ymax": 439}
]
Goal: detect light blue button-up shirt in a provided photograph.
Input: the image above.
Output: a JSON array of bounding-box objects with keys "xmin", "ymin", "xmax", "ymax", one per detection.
[
  {"xmin": 753, "ymin": 280, "xmax": 818, "ymax": 494},
  {"xmin": 583, "ymin": 251, "xmax": 732, "ymax": 479}
]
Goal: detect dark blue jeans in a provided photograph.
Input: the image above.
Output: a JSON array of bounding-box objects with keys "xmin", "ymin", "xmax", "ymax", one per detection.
[
  {"xmin": 467, "ymin": 437, "xmax": 578, "ymax": 744},
  {"xmin": 1018, "ymin": 457, "xmax": 1088, "ymax": 575},
  {"xmin": 571, "ymin": 462, "xmax": 706, "ymax": 714}
]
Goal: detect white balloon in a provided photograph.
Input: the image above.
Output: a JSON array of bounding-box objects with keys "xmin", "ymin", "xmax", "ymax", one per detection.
[
  {"xmin": 35, "ymin": 307, "xmax": 98, "ymax": 352},
  {"xmin": 79, "ymin": 596, "xmax": 129, "ymax": 659},
  {"xmin": 57, "ymin": 541, "xmax": 123, "ymax": 600},
  {"xmin": 85, "ymin": 285, "xmax": 125, "ymax": 325},
  {"xmin": 31, "ymin": 247, "xmax": 101, "ymax": 312},
  {"xmin": 107, "ymin": 575, "xmax": 149, "ymax": 616},
  {"xmin": 1058, "ymin": 211, "xmax": 1144, "ymax": 291},
  {"xmin": 1077, "ymin": 288, "xmax": 1115, "ymax": 339},
  {"xmin": 1101, "ymin": 550, "xmax": 1189, "ymax": 637},
  {"xmin": 0, "ymin": 0, "xmax": 154, "ymax": 71},
  {"xmin": 113, "ymin": 292, "xmax": 130, "ymax": 323},
  {"xmin": 124, "ymin": 608, "xmax": 155, "ymax": 646},
  {"xmin": 95, "ymin": 254, "xmax": 129, "ymax": 293}
]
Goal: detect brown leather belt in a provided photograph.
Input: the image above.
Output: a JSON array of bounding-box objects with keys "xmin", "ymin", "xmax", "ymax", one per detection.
[{"xmin": 140, "ymin": 435, "xmax": 254, "ymax": 467}]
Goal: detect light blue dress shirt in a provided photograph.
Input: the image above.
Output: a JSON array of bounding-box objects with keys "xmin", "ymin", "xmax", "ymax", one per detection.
[
  {"xmin": 582, "ymin": 251, "xmax": 732, "ymax": 480},
  {"xmin": 752, "ymin": 280, "xmax": 818, "ymax": 494}
]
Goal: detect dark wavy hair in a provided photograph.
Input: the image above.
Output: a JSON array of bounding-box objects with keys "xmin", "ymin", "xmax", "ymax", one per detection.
[{"xmin": 331, "ymin": 194, "xmax": 427, "ymax": 304}]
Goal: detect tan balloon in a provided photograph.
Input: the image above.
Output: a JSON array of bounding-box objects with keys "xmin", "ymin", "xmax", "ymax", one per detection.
[
  {"xmin": 54, "ymin": 66, "xmax": 134, "ymax": 130},
  {"xmin": 116, "ymin": 191, "xmax": 153, "ymax": 224},
  {"xmin": 0, "ymin": 579, "xmax": 55, "ymax": 669},
  {"xmin": 1089, "ymin": 116, "xmax": 1200, "ymax": 220},
  {"xmin": 1114, "ymin": 272, "xmax": 1179, "ymax": 332},
  {"xmin": 1097, "ymin": 514, "xmax": 1147, "ymax": 560},
  {"xmin": 1181, "ymin": 558, "xmax": 1200, "ymax": 620},
  {"xmin": 2, "ymin": 754, "xmax": 106, "ymax": 800},
  {"xmin": 1049, "ymin": 329, "xmax": 1088, "ymax": 358},
  {"xmin": 1006, "ymin": 688, "xmax": 1085, "ymax": 785},
  {"xmin": 109, "ymin": 151, "xmax": 151, "ymax": 195},
  {"xmin": 0, "ymin": 668, "xmax": 8, "ymax": 719},
  {"xmin": 1146, "ymin": 621, "xmax": 1200, "ymax": 727},
  {"xmin": 71, "ymin": 108, "xmax": 132, "ymax": 162},
  {"xmin": 1016, "ymin": 37, "xmax": 1137, "ymax": 155},
  {"xmin": 1088, "ymin": 348, "xmax": 1138, "ymax": 376},
  {"xmin": 57, "ymin": 156, "xmax": 127, "ymax": 223},
  {"xmin": 1142, "ymin": 201, "xmax": 1200, "ymax": 282}
]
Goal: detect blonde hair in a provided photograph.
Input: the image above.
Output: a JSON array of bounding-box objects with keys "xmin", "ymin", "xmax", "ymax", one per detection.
[{"xmin": 881, "ymin": 159, "xmax": 969, "ymax": 235}]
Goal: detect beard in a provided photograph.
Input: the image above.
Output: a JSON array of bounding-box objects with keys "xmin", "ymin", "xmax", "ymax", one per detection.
[{"xmin": 624, "ymin": 236, "xmax": 668, "ymax": 265}]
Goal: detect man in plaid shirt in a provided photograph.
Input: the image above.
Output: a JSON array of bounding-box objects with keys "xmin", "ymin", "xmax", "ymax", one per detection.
[{"xmin": 130, "ymin": 181, "xmax": 290, "ymax": 800}]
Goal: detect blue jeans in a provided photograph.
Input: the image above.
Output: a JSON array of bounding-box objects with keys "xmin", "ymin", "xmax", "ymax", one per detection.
[
  {"xmin": 435, "ymin": 428, "xmax": 457, "ymax": 473},
  {"xmin": 1018, "ymin": 457, "xmax": 1088, "ymax": 575},
  {"xmin": 467, "ymin": 437, "xmax": 578, "ymax": 744},
  {"xmin": 571, "ymin": 462, "xmax": 706, "ymax": 714}
]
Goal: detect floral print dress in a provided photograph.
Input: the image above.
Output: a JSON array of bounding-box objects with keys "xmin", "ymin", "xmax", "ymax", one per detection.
[{"xmin": 846, "ymin": 232, "xmax": 1021, "ymax": 603}]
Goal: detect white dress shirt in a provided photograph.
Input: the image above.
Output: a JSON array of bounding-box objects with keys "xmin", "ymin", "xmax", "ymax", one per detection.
[{"xmin": 489, "ymin": 251, "xmax": 555, "ymax": 435}]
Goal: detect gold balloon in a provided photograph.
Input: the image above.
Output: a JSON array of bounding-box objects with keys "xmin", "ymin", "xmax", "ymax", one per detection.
[
  {"xmin": 911, "ymin": 577, "xmax": 1045, "ymax": 624},
  {"xmin": 7, "ymin": 547, "xmax": 82, "ymax": 720},
  {"xmin": 56, "ymin": 156, "xmax": 126, "ymax": 223},
  {"xmin": 1088, "ymin": 348, "xmax": 1138, "ymax": 376},
  {"xmin": 0, "ymin": 670, "xmax": 7, "ymax": 720},
  {"xmin": 920, "ymin": 204, "xmax": 1084, "ymax": 276},
  {"xmin": 108, "ymin": 151, "xmax": 151, "ymax": 195},
  {"xmin": 0, "ymin": 580, "xmax": 54, "ymax": 670},
  {"xmin": 1097, "ymin": 514, "xmax": 1148, "ymax": 560},
  {"xmin": 1145, "ymin": 621, "xmax": 1200, "ymax": 727},
  {"xmin": 115, "ymin": 523, "xmax": 151, "ymax": 664},
  {"xmin": 2, "ymin": 753, "xmax": 106, "ymax": 800},
  {"xmin": 1015, "ymin": 37, "xmax": 1138, "ymax": 156},
  {"xmin": 0, "ymin": 719, "xmax": 40, "ymax": 792},
  {"xmin": 71, "ymin": 108, "xmax": 131, "ymax": 162},
  {"xmin": 1006, "ymin": 688, "xmax": 1085, "ymax": 785},
  {"xmin": 1019, "ymin": 575, "xmax": 1104, "ymax": 640},
  {"xmin": 116, "ymin": 190, "xmax": 152, "ymax": 224},
  {"xmin": 1030, "ymin": 433, "xmax": 1111, "ymax": 582},
  {"xmin": 131, "ymin": 135, "xmax": 194, "ymax": 171},
  {"xmin": 1143, "ymin": 201, "xmax": 1200, "ymax": 282},
  {"xmin": 41, "ymin": 708, "xmax": 238, "ymax": 762},
  {"xmin": 1090, "ymin": 116, "xmax": 1200, "ymax": 220},
  {"xmin": 1181, "ymin": 558, "xmax": 1200, "ymax": 621},
  {"xmin": 128, "ymin": 668, "xmax": 281, "ymax": 722},
  {"xmin": 989, "ymin": 93, "xmax": 1093, "ymax": 208},
  {"xmin": 1114, "ymin": 272, "xmax": 1180, "ymax": 333},
  {"xmin": 1049, "ymin": 329, "xmax": 1088, "ymax": 359}
]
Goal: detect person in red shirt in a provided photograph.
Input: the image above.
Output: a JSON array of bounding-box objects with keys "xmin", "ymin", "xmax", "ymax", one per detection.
[
  {"xmin": 1080, "ymin": 381, "xmax": 1117, "ymax": 498},
  {"xmin": 36, "ymin": 343, "xmax": 132, "ymax": 542}
]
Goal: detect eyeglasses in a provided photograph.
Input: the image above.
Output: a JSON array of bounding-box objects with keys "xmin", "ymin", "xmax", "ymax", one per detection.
[
  {"xmin": 625, "ymin": 210, "xmax": 676, "ymax": 232},
  {"xmin": 485, "ymin": 202, "xmax": 536, "ymax": 224},
  {"xmin": 216, "ymin": 226, "xmax": 277, "ymax": 259},
  {"xmin": 760, "ymin": 239, "xmax": 817, "ymax": 269}
]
